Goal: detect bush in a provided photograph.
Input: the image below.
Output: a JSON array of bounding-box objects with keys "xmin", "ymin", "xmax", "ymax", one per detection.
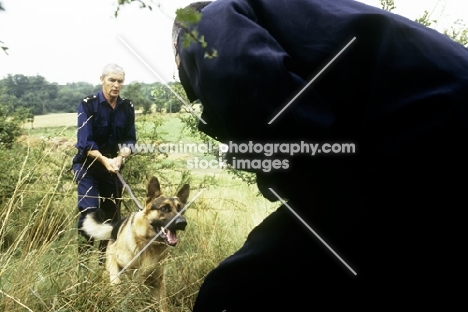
[{"xmin": 0, "ymin": 107, "xmax": 26, "ymax": 148}]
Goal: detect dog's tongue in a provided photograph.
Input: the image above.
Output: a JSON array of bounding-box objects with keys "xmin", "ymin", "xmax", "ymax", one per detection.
[{"xmin": 166, "ymin": 229, "xmax": 178, "ymax": 246}]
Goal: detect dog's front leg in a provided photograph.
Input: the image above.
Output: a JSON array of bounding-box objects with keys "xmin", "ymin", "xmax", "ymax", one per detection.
[
  {"xmin": 158, "ymin": 277, "xmax": 167, "ymax": 312},
  {"xmin": 148, "ymin": 274, "xmax": 167, "ymax": 312},
  {"xmin": 106, "ymin": 256, "xmax": 122, "ymax": 285}
]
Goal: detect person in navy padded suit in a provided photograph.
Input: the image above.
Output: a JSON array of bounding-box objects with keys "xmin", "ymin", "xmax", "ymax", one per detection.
[
  {"xmin": 72, "ymin": 63, "xmax": 136, "ymax": 259},
  {"xmin": 173, "ymin": 1, "xmax": 468, "ymax": 310}
]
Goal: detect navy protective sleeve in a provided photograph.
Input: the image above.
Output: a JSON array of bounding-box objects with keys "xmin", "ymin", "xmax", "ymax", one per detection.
[
  {"xmin": 178, "ymin": 0, "xmax": 468, "ymax": 201},
  {"xmin": 74, "ymin": 99, "xmax": 100, "ymax": 163},
  {"xmin": 179, "ymin": 0, "xmax": 468, "ymax": 150}
]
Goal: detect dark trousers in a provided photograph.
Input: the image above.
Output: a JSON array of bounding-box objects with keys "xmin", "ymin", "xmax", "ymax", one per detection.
[
  {"xmin": 73, "ymin": 158, "xmax": 122, "ymax": 251},
  {"xmin": 193, "ymin": 162, "xmax": 465, "ymax": 311}
]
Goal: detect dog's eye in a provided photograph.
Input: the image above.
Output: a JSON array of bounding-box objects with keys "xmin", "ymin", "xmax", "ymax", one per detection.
[{"xmin": 161, "ymin": 204, "xmax": 171, "ymax": 213}]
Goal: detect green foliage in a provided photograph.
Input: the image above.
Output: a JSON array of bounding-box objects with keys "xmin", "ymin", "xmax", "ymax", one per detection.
[
  {"xmin": 179, "ymin": 104, "xmax": 257, "ymax": 187},
  {"xmin": 0, "ymin": 39, "xmax": 7, "ymax": 55},
  {"xmin": 0, "ymin": 3, "xmax": 6, "ymax": 55},
  {"xmin": 380, "ymin": 0, "xmax": 396, "ymax": 12},
  {"xmin": 167, "ymin": 98, "xmax": 182, "ymax": 113},
  {"xmin": 0, "ymin": 75, "xmax": 159, "ymax": 115},
  {"xmin": 121, "ymin": 82, "xmax": 153, "ymax": 114},
  {"xmin": 415, "ymin": 10, "xmax": 438, "ymax": 27},
  {"xmin": 0, "ymin": 106, "xmax": 27, "ymax": 148},
  {"xmin": 444, "ymin": 19, "xmax": 468, "ymax": 47},
  {"xmin": 0, "ymin": 138, "xmax": 74, "ymax": 253},
  {"xmin": 0, "ymin": 74, "xmax": 98, "ymax": 115},
  {"xmin": 0, "ymin": 112, "xmax": 277, "ymax": 311},
  {"xmin": 114, "ymin": 0, "xmax": 152, "ymax": 17},
  {"xmin": 176, "ymin": 4, "xmax": 203, "ymax": 25},
  {"xmin": 0, "ymin": 146, "xmax": 28, "ymax": 203},
  {"xmin": 381, "ymin": 0, "xmax": 468, "ymax": 47},
  {"xmin": 120, "ymin": 114, "xmax": 193, "ymax": 195},
  {"xmin": 175, "ymin": 6, "xmax": 218, "ymax": 59},
  {"xmin": 179, "ymin": 104, "xmax": 211, "ymax": 143},
  {"xmin": 151, "ymin": 81, "xmax": 191, "ymax": 114},
  {"xmin": 151, "ymin": 82, "xmax": 172, "ymax": 113},
  {"xmin": 165, "ymin": 83, "xmax": 188, "ymax": 113}
]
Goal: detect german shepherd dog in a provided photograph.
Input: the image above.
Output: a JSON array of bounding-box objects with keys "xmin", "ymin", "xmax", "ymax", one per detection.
[{"xmin": 80, "ymin": 176, "xmax": 190, "ymax": 311}]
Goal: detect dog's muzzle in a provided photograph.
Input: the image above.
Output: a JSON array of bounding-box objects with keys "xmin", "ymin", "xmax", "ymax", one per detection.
[{"xmin": 156, "ymin": 216, "xmax": 188, "ymax": 247}]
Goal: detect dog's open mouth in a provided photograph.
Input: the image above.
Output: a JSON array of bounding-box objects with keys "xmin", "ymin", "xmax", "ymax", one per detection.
[
  {"xmin": 152, "ymin": 217, "xmax": 187, "ymax": 247},
  {"xmin": 157, "ymin": 227, "xmax": 179, "ymax": 246}
]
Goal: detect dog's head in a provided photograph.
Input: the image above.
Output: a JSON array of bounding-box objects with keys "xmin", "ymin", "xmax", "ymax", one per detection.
[{"xmin": 144, "ymin": 176, "xmax": 190, "ymax": 247}]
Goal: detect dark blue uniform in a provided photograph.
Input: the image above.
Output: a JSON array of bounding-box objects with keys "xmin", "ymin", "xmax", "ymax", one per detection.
[
  {"xmin": 73, "ymin": 91, "xmax": 136, "ymax": 235},
  {"xmin": 177, "ymin": 0, "xmax": 468, "ymax": 310}
]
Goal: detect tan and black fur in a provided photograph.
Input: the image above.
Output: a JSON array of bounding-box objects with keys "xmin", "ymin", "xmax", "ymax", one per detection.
[{"xmin": 81, "ymin": 176, "xmax": 190, "ymax": 311}]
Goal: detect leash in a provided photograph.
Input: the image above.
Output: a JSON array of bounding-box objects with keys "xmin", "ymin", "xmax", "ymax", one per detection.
[
  {"xmin": 114, "ymin": 175, "xmax": 122, "ymax": 221},
  {"xmin": 116, "ymin": 171, "xmax": 144, "ymax": 211}
]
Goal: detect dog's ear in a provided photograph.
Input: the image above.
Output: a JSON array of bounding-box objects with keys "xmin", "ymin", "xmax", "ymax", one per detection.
[
  {"xmin": 177, "ymin": 184, "xmax": 190, "ymax": 204},
  {"xmin": 146, "ymin": 176, "xmax": 162, "ymax": 203}
]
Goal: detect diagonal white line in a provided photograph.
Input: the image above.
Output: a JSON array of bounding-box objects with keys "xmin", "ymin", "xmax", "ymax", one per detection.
[
  {"xmin": 118, "ymin": 36, "xmax": 207, "ymax": 124},
  {"xmin": 115, "ymin": 188, "xmax": 205, "ymax": 279},
  {"xmin": 268, "ymin": 188, "xmax": 357, "ymax": 275},
  {"xmin": 268, "ymin": 37, "xmax": 356, "ymax": 124}
]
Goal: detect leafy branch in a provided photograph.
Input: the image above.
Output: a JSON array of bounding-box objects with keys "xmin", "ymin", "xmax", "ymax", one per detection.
[
  {"xmin": 444, "ymin": 19, "xmax": 468, "ymax": 47},
  {"xmin": 114, "ymin": 0, "xmax": 153, "ymax": 18},
  {"xmin": 175, "ymin": 6, "xmax": 217, "ymax": 59},
  {"xmin": 415, "ymin": 10, "xmax": 438, "ymax": 27},
  {"xmin": 1, "ymin": 40, "xmax": 8, "ymax": 55},
  {"xmin": 112, "ymin": 1, "xmax": 217, "ymax": 58},
  {"xmin": 381, "ymin": 0, "xmax": 467, "ymax": 47},
  {"xmin": 0, "ymin": 2, "xmax": 7, "ymax": 54},
  {"xmin": 379, "ymin": 0, "xmax": 396, "ymax": 12}
]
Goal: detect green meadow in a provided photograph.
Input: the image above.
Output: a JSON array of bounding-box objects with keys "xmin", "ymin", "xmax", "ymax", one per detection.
[{"xmin": 0, "ymin": 112, "xmax": 277, "ymax": 311}]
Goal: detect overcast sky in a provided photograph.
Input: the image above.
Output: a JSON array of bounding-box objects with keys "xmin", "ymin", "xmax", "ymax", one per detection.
[
  {"xmin": 0, "ymin": 0, "xmax": 194, "ymax": 85},
  {"xmin": 0, "ymin": 0, "xmax": 467, "ymax": 85}
]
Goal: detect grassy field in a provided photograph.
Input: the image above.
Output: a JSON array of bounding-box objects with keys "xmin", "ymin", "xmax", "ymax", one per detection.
[
  {"xmin": 0, "ymin": 112, "xmax": 277, "ymax": 311},
  {"xmin": 24, "ymin": 113, "xmax": 77, "ymax": 129}
]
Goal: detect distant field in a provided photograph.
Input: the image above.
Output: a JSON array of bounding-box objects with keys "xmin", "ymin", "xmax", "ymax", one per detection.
[
  {"xmin": 27, "ymin": 111, "xmax": 144, "ymax": 129},
  {"xmin": 25, "ymin": 113, "xmax": 77, "ymax": 128}
]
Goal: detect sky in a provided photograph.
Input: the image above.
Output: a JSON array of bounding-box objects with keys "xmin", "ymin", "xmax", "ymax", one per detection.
[
  {"xmin": 0, "ymin": 0, "xmax": 467, "ymax": 86},
  {"xmin": 0, "ymin": 0, "xmax": 195, "ymax": 85}
]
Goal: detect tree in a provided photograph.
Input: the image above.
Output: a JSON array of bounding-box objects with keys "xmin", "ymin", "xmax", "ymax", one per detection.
[
  {"xmin": 53, "ymin": 81, "xmax": 98, "ymax": 113},
  {"xmin": 53, "ymin": 83, "xmax": 92, "ymax": 113},
  {"xmin": 150, "ymin": 81, "xmax": 194, "ymax": 114},
  {"xmin": 0, "ymin": 105, "xmax": 27, "ymax": 148},
  {"xmin": 0, "ymin": 93, "xmax": 16, "ymax": 113},
  {"xmin": 4, "ymin": 74, "xmax": 30, "ymax": 98},
  {"xmin": 0, "ymin": 74, "xmax": 61, "ymax": 115},
  {"xmin": 151, "ymin": 82, "xmax": 171, "ymax": 113},
  {"xmin": 121, "ymin": 82, "xmax": 153, "ymax": 114}
]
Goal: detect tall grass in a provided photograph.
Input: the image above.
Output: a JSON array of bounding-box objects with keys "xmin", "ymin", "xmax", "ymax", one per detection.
[{"xmin": 0, "ymin": 113, "xmax": 277, "ymax": 311}]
